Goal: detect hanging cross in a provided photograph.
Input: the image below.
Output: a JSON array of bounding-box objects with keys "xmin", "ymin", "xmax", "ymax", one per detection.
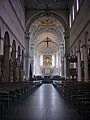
[{"xmin": 44, "ymin": 37, "xmax": 51, "ymax": 47}]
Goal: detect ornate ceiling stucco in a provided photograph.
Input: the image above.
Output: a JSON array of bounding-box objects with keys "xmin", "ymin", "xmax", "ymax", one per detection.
[
  {"xmin": 29, "ymin": 16, "xmax": 65, "ymax": 55},
  {"xmin": 40, "ymin": 18, "xmax": 56, "ymax": 25}
]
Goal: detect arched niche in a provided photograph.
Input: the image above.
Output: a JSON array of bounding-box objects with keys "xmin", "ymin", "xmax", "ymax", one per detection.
[{"xmin": 25, "ymin": 11, "xmax": 69, "ymax": 78}]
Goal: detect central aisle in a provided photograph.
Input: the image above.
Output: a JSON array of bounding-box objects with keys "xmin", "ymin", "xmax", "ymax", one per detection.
[{"xmin": 5, "ymin": 84, "xmax": 82, "ymax": 120}]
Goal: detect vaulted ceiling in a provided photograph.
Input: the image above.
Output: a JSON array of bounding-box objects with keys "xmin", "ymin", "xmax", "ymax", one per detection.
[
  {"xmin": 29, "ymin": 16, "xmax": 65, "ymax": 54},
  {"xmin": 24, "ymin": 0, "xmax": 68, "ymax": 55},
  {"xmin": 25, "ymin": 0, "xmax": 69, "ymax": 10}
]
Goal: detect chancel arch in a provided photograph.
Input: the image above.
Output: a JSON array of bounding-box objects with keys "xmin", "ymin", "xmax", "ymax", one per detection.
[{"xmin": 25, "ymin": 11, "xmax": 69, "ymax": 78}]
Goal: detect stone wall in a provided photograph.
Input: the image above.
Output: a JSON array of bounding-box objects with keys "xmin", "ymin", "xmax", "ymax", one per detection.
[
  {"xmin": 0, "ymin": 0, "xmax": 25, "ymax": 48},
  {"xmin": 70, "ymin": 0, "xmax": 90, "ymax": 47}
]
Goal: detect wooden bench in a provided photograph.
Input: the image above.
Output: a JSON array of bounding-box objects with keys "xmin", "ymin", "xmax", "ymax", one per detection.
[
  {"xmin": 53, "ymin": 81, "xmax": 90, "ymax": 119},
  {"xmin": 0, "ymin": 81, "xmax": 42, "ymax": 119}
]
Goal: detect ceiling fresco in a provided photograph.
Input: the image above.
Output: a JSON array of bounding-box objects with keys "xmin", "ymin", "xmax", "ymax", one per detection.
[{"xmin": 40, "ymin": 18, "xmax": 56, "ymax": 25}]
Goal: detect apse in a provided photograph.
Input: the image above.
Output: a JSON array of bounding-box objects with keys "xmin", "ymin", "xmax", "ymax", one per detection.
[{"xmin": 29, "ymin": 16, "xmax": 65, "ymax": 77}]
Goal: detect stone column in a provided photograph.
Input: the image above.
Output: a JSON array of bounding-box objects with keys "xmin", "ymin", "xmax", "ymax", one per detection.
[
  {"xmin": 12, "ymin": 50, "xmax": 17, "ymax": 82},
  {"xmin": 0, "ymin": 38, "xmax": 4, "ymax": 55},
  {"xmin": 82, "ymin": 45, "xmax": 89, "ymax": 82},
  {"xmin": 0, "ymin": 37, "xmax": 4, "ymax": 83},
  {"xmin": 29, "ymin": 45, "xmax": 34, "ymax": 77},
  {"xmin": 77, "ymin": 50, "xmax": 82, "ymax": 81},
  {"xmin": 34, "ymin": 52, "xmax": 37, "ymax": 75},
  {"xmin": 25, "ymin": 32, "xmax": 30, "ymax": 80},
  {"xmin": 64, "ymin": 31, "xmax": 70, "ymax": 80}
]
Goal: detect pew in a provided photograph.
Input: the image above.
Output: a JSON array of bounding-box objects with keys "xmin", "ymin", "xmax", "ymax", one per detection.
[
  {"xmin": 0, "ymin": 81, "xmax": 42, "ymax": 119},
  {"xmin": 53, "ymin": 81, "xmax": 90, "ymax": 119}
]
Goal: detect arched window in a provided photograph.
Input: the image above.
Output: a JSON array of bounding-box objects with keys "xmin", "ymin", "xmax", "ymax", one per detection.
[
  {"xmin": 76, "ymin": 0, "xmax": 79, "ymax": 11},
  {"xmin": 69, "ymin": 13, "xmax": 72, "ymax": 28},
  {"xmin": 40, "ymin": 55, "xmax": 43, "ymax": 66},
  {"xmin": 52, "ymin": 54, "xmax": 55, "ymax": 66},
  {"xmin": 72, "ymin": 5, "xmax": 75, "ymax": 21}
]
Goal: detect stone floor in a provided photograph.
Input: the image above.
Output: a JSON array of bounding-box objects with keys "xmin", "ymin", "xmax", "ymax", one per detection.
[{"xmin": 4, "ymin": 84, "xmax": 83, "ymax": 120}]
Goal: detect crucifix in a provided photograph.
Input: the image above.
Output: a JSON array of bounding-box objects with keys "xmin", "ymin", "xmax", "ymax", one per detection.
[{"xmin": 44, "ymin": 37, "xmax": 51, "ymax": 47}]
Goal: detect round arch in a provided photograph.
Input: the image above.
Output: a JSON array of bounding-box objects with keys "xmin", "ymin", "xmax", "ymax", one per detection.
[
  {"xmin": 4, "ymin": 31, "xmax": 10, "ymax": 82},
  {"xmin": 26, "ymin": 12, "xmax": 69, "ymax": 32},
  {"xmin": 25, "ymin": 11, "xmax": 69, "ymax": 78},
  {"xmin": 12, "ymin": 40, "xmax": 16, "ymax": 59}
]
